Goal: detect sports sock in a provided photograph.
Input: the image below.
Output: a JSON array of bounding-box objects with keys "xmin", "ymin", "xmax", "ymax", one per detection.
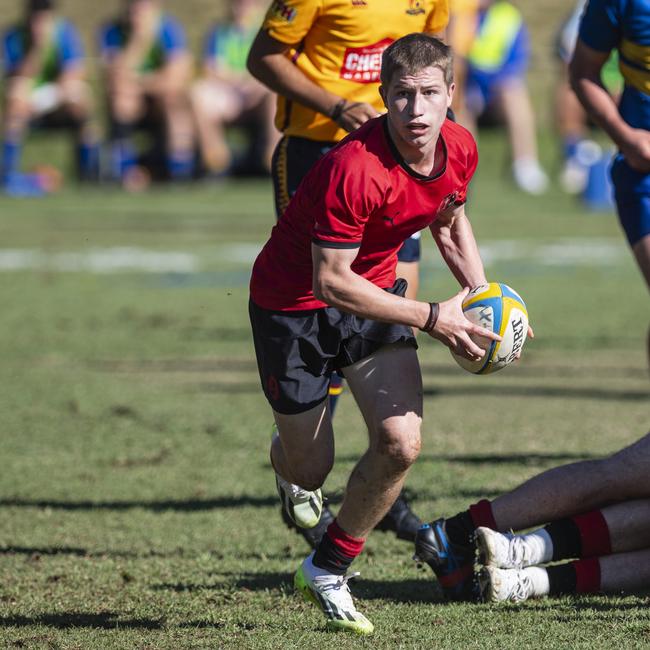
[
  {"xmin": 328, "ymin": 372, "xmax": 344, "ymax": 415},
  {"xmin": 547, "ymin": 558, "xmax": 601, "ymax": 595},
  {"xmin": 545, "ymin": 509, "xmax": 611, "ymax": 561},
  {"xmin": 77, "ymin": 141, "xmax": 101, "ymax": 181},
  {"xmin": 312, "ymin": 519, "xmax": 365, "ymax": 576},
  {"xmin": 167, "ymin": 153, "xmax": 194, "ymax": 180},
  {"xmin": 109, "ymin": 121, "xmax": 136, "ymax": 180},
  {"xmin": 2, "ymin": 139, "xmax": 22, "ymax": 182},
  {"xmin": 446, "ymin": 499, "xmax": 497, "ymax": 547},
  {"xmin": 563, "ymin": 136, "xmax": 581, "ymax": 161}
]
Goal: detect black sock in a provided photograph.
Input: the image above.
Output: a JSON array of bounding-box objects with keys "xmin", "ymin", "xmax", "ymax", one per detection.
[
  {"xmin": 313, "ymin": 534, "xmax": 353, "ymax": 576},
  {"xmin": 444, "ymin": 510, "xmax": 475, "ymax": 547},
  {"xmin": 545, "ymin": 518, "xmax": 582, "ymax": 561},
  {"xmin": 547, "ymin": 564, "xmax": 578, "ymax": 595}
]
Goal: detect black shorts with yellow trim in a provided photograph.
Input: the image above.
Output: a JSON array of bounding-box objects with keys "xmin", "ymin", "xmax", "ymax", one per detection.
[
  {"xmin": 249, "ymin": 279, "xmax": 416, "ymax": 415},
  {"xmin": 271, "ymin": 134, "xmax": 421, "ymax": 262}
]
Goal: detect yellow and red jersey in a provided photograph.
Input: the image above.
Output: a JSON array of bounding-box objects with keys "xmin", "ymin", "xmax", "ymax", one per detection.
[{"xmin": 262, "ymin": 0, "xmax": 449, "ymax": 142}]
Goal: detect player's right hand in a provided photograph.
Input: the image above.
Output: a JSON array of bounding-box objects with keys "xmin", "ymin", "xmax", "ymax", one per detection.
[
  {"xmin": 428, "ymin": 288, "xmax": 501, "ymax": 361},
  {"xmin": 336, "ymin": 101, "xmax": 380, "ymax": 133},
  {"xmin": 621, "ymin": 129, "xmax": 650, "ymax": 173}
]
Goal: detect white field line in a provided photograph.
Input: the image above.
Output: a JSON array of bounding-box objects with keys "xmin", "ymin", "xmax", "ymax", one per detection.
[{"xmin": 0, "ymin": 239, "xmax": 627, "ymax": 274}]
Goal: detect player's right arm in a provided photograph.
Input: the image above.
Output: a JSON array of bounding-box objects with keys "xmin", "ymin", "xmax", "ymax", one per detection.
[
  {"xmin": 246, "ymin": 29, "xmax": 378, "ymax": 132},
  {"xmin": 312, "ymin": 244, "xmax": 497, "ymax": 360},
  {"xmin": 570, "ymin": 39, "xmax": 650, "ymax": 172}
]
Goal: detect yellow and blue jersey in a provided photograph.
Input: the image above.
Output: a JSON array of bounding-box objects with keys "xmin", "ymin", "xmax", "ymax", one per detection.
[
  {"xmin": 3, "ymin": 19, "xmax": 84, "ymax": 85},
  {"xmin": 579, "ymin": 0, "xmax": 650, "ymax": 130}
]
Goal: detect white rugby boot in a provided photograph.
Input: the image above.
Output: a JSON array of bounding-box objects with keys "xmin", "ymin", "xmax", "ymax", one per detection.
[
  {"xmin": 479, "ymin": 566, "xmax": 549, "ymax": 603},
  {"xmin": 476, "ymin": 526, "xmax": 552, "ymax": 569},
  {"xmin": 294, "ymin": 553, "xmax": 374, "ymax": 635},
  {"xmin": 272, "ymin": 425, "xmax": 323, "ymax": 529}
]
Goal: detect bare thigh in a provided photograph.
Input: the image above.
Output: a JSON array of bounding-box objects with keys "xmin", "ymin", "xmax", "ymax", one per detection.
[{"xmin": 343, "ymin": 342, "xmax": 423, "ymax": 452}]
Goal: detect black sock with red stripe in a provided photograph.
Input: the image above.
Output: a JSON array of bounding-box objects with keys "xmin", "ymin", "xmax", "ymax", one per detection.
[
  {"xmin": 313, "ymin": 519, "xmax": 365, "ymax": 576},
  {"xmin": 545, "ymin": 510, "xmax": 612, "ymax": 561},
  {"xmin": 547, "ymin": 558, "xmax": 601, "ymax": 595},
  {"xmin": 445, "ymin": 499, "xmax": 497, "ymax": 547}
]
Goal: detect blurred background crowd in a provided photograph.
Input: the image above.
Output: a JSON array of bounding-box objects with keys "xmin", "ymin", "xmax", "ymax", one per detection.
[{"xmin": 0, "ymin": 0, "xmax": 618, "ymax": 207}]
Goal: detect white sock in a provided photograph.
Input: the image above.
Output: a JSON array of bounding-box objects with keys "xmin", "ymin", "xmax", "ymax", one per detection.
[
  {"xmin": 524, "ymin": 566, "xmax": 550, "ymax": 596},
  {"xmin": 521, "ymin": 527, "xmax": 554, "ymax": 566}
]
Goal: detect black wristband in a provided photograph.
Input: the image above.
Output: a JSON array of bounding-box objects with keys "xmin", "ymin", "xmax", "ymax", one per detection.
[
  {"xmin": 330, "ymin": 99, "xmax": 347, "ymax": 122},
  {"xmin": 420, "ymin": 302, "xmax": 439, "ymax": 333}
]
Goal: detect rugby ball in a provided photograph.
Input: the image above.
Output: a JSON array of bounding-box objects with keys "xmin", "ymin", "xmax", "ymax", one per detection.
[{"xmin": 451, "ymin": 283, "xmax": 528, "ymax": 375}]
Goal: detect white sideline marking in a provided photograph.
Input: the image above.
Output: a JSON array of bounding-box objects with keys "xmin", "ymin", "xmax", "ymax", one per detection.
[{"xmin": 0, "ymin": 239, "xmax": 627, "ymax": 274}]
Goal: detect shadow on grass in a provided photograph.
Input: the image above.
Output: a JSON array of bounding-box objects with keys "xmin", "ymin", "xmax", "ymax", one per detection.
[
  {"xmin": 0, "ymin": 612, "xmax": 164, "ymax": 629},
  {"xmin": 0, "ymin": 496, "xmax": 279, "ymax": 511},
  {"xmin": 192, "ymin": 382, "xmax": 648, "ymax": 402},
  {"xmin": 152, "ymin": 573, "xmax": 442, "ymax": 604},
  {"xmin": 336, "ymin": 452, "xmax": 598, "ymax": 466}
]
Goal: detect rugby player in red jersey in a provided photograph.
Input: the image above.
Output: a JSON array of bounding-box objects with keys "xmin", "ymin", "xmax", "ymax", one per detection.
[{"xmin": 249, "ymin": 33, "xmax": 498, "ymax": 634}]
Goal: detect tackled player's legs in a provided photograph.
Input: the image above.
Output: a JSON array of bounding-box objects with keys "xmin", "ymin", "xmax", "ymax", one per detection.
[{"xmin": 491, "ymin": 431, "xmax": 650, "ymax": 531}]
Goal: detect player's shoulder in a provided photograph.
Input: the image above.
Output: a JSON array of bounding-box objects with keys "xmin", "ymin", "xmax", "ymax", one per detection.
[
  {"xmin": 328, "ymin": 118, "xmax": 392, "ymax": 169},
  {"xmin": 442, "ymin": 118, "xmax": 477, "ymax": 156}
]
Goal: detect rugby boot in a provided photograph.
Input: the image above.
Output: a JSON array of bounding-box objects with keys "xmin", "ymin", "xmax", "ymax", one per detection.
[
  {"xmin": 294, "ymin": 553, "xmax": 374, "ymax": 635},
  {"xmin": 414, "ymin": 518, "xmax": 477, "ymax": 601},
  {"xmin": 281, "ymin": 503, "xmax": 335, "ymax": 548},
  {"xmin": 478, "ymin": 566, "xmax": 540, "ymax": 603},
  {"xmin": 476, "ymin": 526, "xmax": 550, "ymax": 569}
]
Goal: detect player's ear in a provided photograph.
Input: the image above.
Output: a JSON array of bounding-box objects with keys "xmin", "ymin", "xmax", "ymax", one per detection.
[
  {"xmin": 447, "ymin": 81, "xmax": 455, "ymax": 106},
  {"xmin": 379, "ymin": 85, "xmax": 388, "ymax": 109}
]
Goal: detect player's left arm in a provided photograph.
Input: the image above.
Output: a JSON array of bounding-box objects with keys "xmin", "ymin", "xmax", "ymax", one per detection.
[
  {"xmin": 570, "ymin": 39, "xmax": 650, "ymax": 172},
  {"xmin": 430, "ymin": 203, "xmax": 486, "ymax": 289}
]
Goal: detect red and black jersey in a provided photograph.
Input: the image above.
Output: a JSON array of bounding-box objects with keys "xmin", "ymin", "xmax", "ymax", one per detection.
[{"xmin": 250, "ymin": 116, "xmax": 478, "ymax": 311}]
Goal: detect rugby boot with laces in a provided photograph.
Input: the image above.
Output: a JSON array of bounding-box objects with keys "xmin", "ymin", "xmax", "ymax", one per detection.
[
  {"xmin": 294, "ymin": 553, "xmax": 374, "ymax": 635},
  {"xmin": 476, "ymin": 526, "xmax": 548, "ymax": 569},
  {"xmin": 275, "ymin": 474, "xmax": 323, "ymax": 529},
  {"xmin": 478, "ymin": 566, "xmax": 538, "ymax": 603},
  {"xmin": 271, "ymin": 425, "xmax": 323, "ymax": 529},
  {"xmin": 281, "ymin": 502, "xmax": 335, "ymax": 548},
  {"xmin": 414, "ymin": 518, "xmax": 477, "ymax": 601}
]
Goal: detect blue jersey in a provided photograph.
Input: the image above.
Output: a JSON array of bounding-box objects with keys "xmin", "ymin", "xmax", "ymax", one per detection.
[
  {"xmin": 99, "ymin": 14, "xmax": 187, "ymax": 73},
  {"xmin": 3, "ymin": 19, "xmax": 84, "ymax": 83},
  {"xmin": 579, "ymin": 0, "xmax": 650, "ymax": 130}
]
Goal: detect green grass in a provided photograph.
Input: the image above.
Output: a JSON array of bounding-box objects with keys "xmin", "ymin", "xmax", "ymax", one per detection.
[{"xmin": 0, "ymin": 132, "xmax": 648, "ymax": 648}]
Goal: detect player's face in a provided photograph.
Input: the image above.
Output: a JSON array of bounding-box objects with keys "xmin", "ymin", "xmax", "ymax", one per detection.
[{"xmin": 380, "ymin": 66, "xmax": 453, "ymax": 154}]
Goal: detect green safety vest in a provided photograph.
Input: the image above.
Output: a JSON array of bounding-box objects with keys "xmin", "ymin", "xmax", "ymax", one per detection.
[{"xmin": 467, "ymin": 2, "xmax": 523, "ymax": 73}]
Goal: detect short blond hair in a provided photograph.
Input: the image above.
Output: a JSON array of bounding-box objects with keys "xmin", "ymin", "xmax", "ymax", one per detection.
[{"xmin": 381, "ymin": 33, "xmax": 454, "ymax": 88}]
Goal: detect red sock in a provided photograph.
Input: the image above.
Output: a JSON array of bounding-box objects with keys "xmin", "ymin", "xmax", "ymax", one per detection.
[
  {"xmin": 572, "ymin": 510, "xmax": 612, "ymax": 558},
  {"xmin": 573, "ymin": 557, "xmax": 602, "ymax": 593},
  {"xmin": 327, "ymin": 519, "xmax": 365, "ymax": 557},
  {"xmin": 469, "ymin": 499, "xmax": 497, "ymax": 530},
  {"xmin": 312, "ymin": 519, "xmax": 365, "ymax": 574}
]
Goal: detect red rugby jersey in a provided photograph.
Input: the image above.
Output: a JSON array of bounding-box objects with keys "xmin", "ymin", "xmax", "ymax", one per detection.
[{"xmin": 250, "ymin": 116, "xmax": 478, "ymax": 311}]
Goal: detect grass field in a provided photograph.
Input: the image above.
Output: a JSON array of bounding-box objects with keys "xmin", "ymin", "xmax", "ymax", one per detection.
[{"xmin": 0, "ymin": 129, "xmax": 648, "ymax": 649}]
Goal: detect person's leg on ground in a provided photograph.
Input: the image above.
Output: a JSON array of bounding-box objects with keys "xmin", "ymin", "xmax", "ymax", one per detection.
[
  {"xmin": 480, "ymin": 548, "xmax": 650, "ymax": 603},
  {"xmin": 416, "ymin": 432, "xmax": 650, "ymax": 599},
  {"xmin": 478, "ymin": 498, "xmax": 650, "ymax": 569}
]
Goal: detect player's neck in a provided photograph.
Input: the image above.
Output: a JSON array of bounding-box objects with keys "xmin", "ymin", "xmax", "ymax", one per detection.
[{"xmin": 386, "ymin": 119, "xmax": 444, "ymax": 177}]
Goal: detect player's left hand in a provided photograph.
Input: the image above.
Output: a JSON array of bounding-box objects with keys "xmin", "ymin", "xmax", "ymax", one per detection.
[{"xmin": 336, "ymin": 101, "xmax": 380, "ymax": 132}]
